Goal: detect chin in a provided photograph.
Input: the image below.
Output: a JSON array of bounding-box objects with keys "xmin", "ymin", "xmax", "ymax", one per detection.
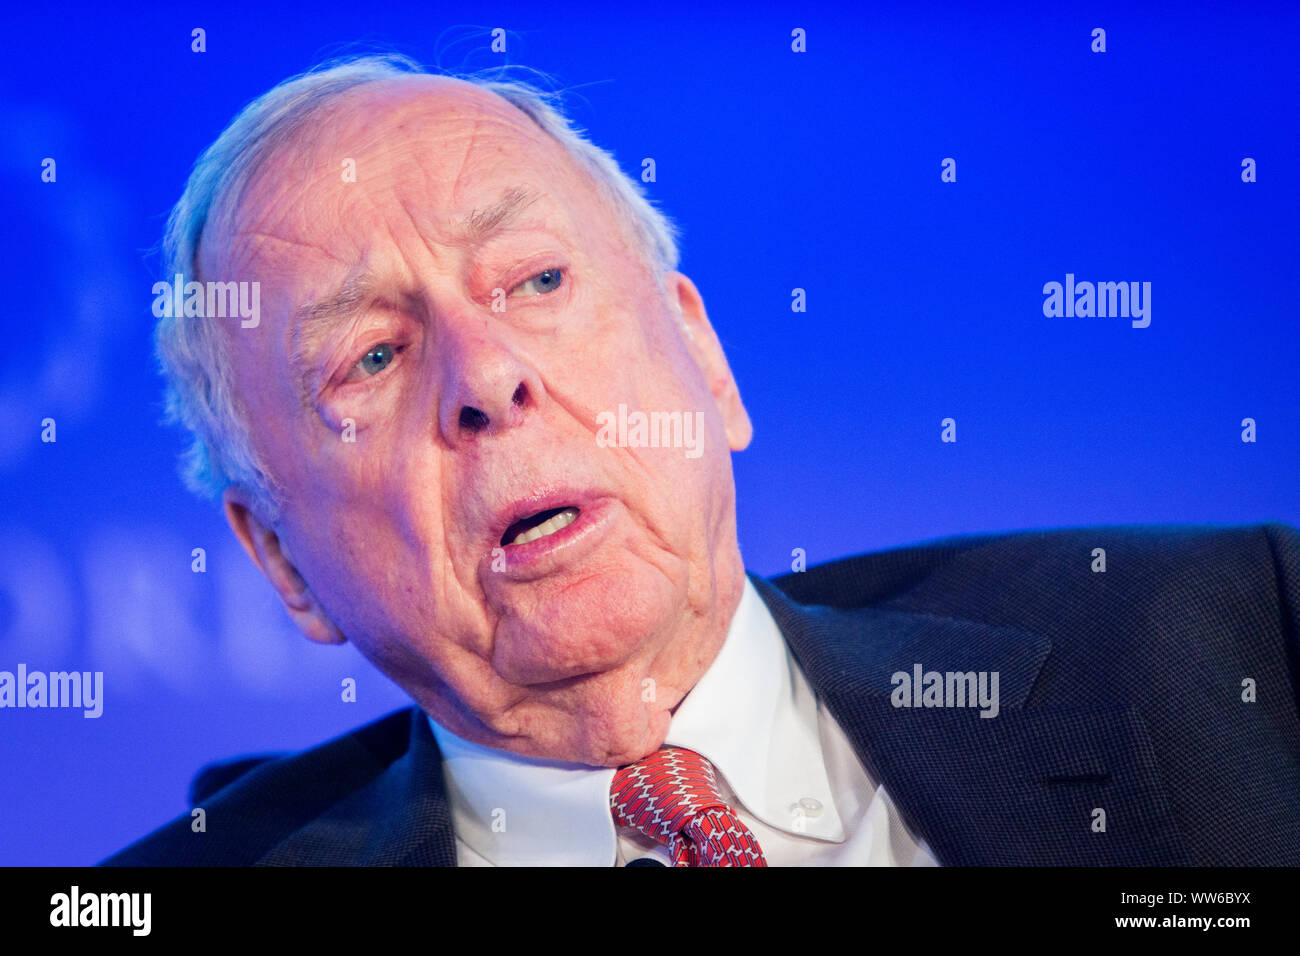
[
  {"xmin": 564, "ymin": 687, "xmax": 675, "ymax": 767},
  {"xmin": 488, "ymin": 559, "xmax": 679, "ymax": 686}
]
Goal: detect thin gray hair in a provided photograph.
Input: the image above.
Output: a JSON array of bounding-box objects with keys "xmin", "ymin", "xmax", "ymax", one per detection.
[{"xmin": 155, "ymin": 52, "xmax": 681, "ymax": 522}]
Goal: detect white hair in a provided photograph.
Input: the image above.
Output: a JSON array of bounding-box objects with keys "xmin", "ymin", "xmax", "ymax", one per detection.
[{"xmin": 156, "ymin": 52, "xmax": 681, "ymax": 521}]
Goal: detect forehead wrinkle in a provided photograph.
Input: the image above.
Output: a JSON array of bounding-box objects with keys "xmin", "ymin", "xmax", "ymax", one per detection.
[
  {"xmin": 224, "ymin": 230, "xmax": 352, "ymax": 285},
  {"xmin": 208, "ymin": 175, "xmax": 353, "ymax": 286},
  {"xmin": 443, "ymin": 113, "xmax": 482, "ymax": 203}
]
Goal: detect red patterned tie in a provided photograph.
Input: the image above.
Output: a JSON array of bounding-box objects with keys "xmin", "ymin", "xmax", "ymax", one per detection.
[{"xmin": 610, "ymin": 746, "xmax": 768, "ymax": 866}]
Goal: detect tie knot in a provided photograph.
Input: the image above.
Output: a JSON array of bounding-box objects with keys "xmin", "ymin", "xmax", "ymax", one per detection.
[{"xmin": 610, "ymin": 747, "xmax": 767, "ymax": 866}]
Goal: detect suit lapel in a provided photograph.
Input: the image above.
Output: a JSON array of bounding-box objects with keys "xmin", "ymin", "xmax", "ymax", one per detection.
[
  {"xmin": 257, "ymin": 709, "xmax": 458, "ymax": 866},
  {"xmin": 750, "ymin": 573, "xmax": 1188, "ymax": 865}
]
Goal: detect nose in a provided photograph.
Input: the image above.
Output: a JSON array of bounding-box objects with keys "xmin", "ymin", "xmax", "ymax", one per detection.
[{"xmin": 436, "ymin": 322, "xmax": 541, "ymax": 445}]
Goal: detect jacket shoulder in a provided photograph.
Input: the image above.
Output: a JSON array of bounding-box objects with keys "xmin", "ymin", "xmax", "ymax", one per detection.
[
  {"xmin": 99, "ymin": 707, "xmax": 418, "ymax": 866},
  {"xmin": 768, "ymin": 521, "xmax": 1299, "ymax": 616},
  {"xmin": 762, "ymin": 522, "xmax": 1300, "ymax": 700}
]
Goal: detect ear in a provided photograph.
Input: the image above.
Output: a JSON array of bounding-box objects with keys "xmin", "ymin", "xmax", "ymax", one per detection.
[
  {"xmin": 666, "ymin": 271, "xmax": 753, "ymax": 451},
  {"xmin": 222, "ymin": 487, "xmax": 347, "ymax": 645}
]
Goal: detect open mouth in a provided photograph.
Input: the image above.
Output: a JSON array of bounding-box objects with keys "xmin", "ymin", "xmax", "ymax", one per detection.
[{"xmin": 500, "ymin": 506, "xmax": 581, "ymax": 547}]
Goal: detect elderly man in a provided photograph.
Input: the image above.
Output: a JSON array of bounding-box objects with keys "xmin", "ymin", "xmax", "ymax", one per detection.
[{"xmin": 105, "ymin": 54, "xmax": 1300, "ymax": 867}]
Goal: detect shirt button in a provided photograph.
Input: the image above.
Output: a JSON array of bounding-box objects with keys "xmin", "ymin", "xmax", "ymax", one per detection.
[{"xmin": 797, "ymin": 797, "xmax": 823, "ymax": 818}]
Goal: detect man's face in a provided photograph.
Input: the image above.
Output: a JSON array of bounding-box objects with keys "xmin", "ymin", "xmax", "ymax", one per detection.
[{"xmin": 202, "ymin": 76, "xmax": 752, "ymax": 766}]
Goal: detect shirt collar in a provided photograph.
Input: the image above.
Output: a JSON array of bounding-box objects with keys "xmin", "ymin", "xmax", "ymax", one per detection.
[
  {"xmin": 425, "ymin": 724, "xmax": 618, "ymax": 866},
  {"xmin": 666, "ymin": 576, "xmax": 845, "ymax": 841},
  {"xmin": 427, "ymin": 576, "xmax": 843, "ymax": 865}
]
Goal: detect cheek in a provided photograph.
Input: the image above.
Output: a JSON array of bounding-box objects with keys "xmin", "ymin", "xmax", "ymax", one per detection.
[
  {"xmin": 284, "ymin": 451, "xmax": 414, "ymax": 581},
  {"xmin": 292, "ymin": 389, "xmax": 416, "ymax": 509},
  {"xmin": 288, "ymin": 510, "xmax": 414, "ymax": 649}
]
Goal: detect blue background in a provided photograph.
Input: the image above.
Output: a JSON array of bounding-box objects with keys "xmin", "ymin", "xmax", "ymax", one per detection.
[{"xmin": 1, "ymin": 1, "xmax": 1296, "ymax": 864}]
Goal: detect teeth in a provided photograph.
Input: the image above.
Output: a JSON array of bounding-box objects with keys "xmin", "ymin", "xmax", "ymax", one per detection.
[{"xmin": 511, "ymin": 507, "xmax": 578, "ymax": 546}]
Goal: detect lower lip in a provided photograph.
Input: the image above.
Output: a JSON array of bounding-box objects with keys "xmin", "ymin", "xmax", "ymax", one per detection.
[{"xmin": 487, "ymin": 498, "xmax": 616, "ymax": 581}]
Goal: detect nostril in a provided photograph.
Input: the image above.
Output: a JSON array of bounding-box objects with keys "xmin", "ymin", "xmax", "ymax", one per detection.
[
  {"xmin": 512, "ymin": 382, "xmax": 527, "ymax": 407},
  {"xmin": 459, "ymin": 406, "xmax": 489, "ymax": 431}
]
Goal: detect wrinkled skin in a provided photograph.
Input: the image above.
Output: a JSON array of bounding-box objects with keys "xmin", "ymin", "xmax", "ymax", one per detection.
[{"xmin": 204, "ymin": 75, "xmax": 752, "ymax": 767}]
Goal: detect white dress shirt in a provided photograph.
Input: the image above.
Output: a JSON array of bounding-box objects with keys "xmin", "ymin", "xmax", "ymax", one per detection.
[{"xmin": 428, "ymin": 577, "xmax": 941, "ymax": 866}]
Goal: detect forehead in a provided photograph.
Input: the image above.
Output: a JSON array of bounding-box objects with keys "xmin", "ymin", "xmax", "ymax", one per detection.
[{"xmin": 203, "ymin": 76, "xmax": 596, "ymax": 279}]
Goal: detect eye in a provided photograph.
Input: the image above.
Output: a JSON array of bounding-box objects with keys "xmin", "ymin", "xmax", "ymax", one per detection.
[
  {"xmin": 347, "ymin": 342, "xmax": 401, "ymax": 382},
  {"xmin": 509, "ymin": 267, "xmax": 564, "ymax": 297}
]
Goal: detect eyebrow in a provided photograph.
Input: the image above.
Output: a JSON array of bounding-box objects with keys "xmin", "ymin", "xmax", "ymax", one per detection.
[
  {"xmin": 286, "ymin": 186, "xmax": 542, "ymax": 404},
  {"xmin": 459, "ymin": 185, "xmax": 540, "ymax": 243}
]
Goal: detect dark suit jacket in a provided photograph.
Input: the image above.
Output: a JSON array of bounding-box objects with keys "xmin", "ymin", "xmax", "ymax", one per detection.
[{"xmin": 102, "ymin": 522, "xmax": 1300, "ymax": 866}]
